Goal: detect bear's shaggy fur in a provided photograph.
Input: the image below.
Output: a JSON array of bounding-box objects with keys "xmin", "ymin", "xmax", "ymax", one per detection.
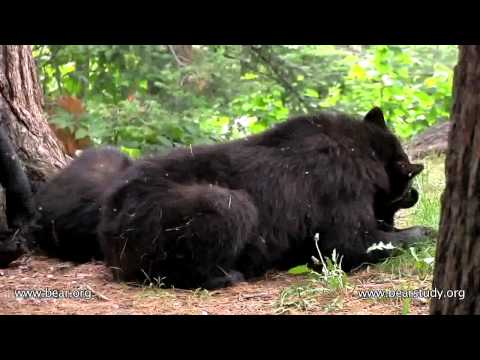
[
  {"xmin": 30, "ymin": 147, "xmax": 132, "ymax": 262},
  {"xmin": 98, "ymin": 108, "xmax": 430, "ymax": 289}
]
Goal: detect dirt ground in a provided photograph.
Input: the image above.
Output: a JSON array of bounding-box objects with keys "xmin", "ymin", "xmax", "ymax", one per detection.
[{"xmin": 0, "ymin": 255, "xmax": 430, "ymax": 315}]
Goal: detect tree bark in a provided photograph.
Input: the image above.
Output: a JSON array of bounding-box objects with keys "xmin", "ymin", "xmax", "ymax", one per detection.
[
  {"xmin": 0, "ymin": 45, "xmax": 69, "ymax": 229},
  {"xmin": 0, "ymin": 45, "xmax": 69, "ymax": 182},
  {"xmin": 430, "ymin": 45, "xmax": 480, "ymax": 314}
]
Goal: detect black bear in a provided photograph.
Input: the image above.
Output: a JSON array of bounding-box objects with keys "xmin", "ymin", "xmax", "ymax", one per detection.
[
  {"xmin": 99, "ymin": 107, "xmax": 432, "ymax": 290},
  {"xmin": 29, "ymin": 147, "xmax": 132, "ymax": 263},
  {"xmin": 0, "ymin": 120, "xmax": 35, "ymax": 267}
]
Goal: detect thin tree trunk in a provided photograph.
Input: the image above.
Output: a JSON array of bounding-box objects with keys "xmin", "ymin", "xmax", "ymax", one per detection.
[
  {"xmin": 171, "ymin": 45, "xmax": 193, "ymax": 66},
  {"xmin": 430, "ymin": 45, "xmax": 480, "ymax": 314},
  {"xmin": 0, "ymin": 45, "xmax": 69, "ymax": 184}
]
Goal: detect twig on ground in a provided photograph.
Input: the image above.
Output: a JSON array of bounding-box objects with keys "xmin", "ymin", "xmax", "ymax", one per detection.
[{"xmin": 85, "ymin": 284, "xmax": 111, "ymax": 302}]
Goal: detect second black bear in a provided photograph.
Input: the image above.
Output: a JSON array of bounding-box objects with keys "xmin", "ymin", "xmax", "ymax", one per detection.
[
  {"xmin": 99, "ymin": 107, "xmax": 431, "ymax": 289},
  {"xmin": 29, "ymin": 147, "xmax": 132, "ymax": 262}
]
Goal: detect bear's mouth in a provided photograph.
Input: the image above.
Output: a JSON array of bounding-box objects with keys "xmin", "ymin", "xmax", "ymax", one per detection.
[
  {"xmin": 390, "ymin": 186, "xmax": 419, "ymax": 209},
  {"xmin": 389, "ymin": 177, "xmax": 414, "ymax": 204}
]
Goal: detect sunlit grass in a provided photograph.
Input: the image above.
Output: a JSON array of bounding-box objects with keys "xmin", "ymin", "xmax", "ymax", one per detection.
[
  {"xmin": 276, "ymin": 245, "xmax": 350, "ymax": 313},
  {"xmin": 403, "ymin": 155, "xmax": 445, "ymax": 229}
]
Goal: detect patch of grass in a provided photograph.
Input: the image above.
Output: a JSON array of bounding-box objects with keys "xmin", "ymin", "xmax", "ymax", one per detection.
[
  {"xmin": 192, "ymin": 288, "xmax": 211, "ymax": 299},
  {"xmin": 402, "ymin": 297, "xmax": 412, "ymax": 315},
  {"xmin": 276, "ymin": 242, "xmax": 350, "ymax": 313},
  {"xmin": 401, "ymin": 154, "xmax": 445, "ymax": 229},
  {"xmin": 143, "ymin": 275, "xmax": 167, "ymax": 289},
  {"xmin": 323, "ymin": 296, "xmax": 345, "ymax": 313},
  {"xmin": 312, "ymin": 247, "xmax": 350, "ymax": 292},
  {"xmin": 377, "ymin": 241, "xmax": 436, "ymax": 278},
  {"xmin": 132, "ymin": 271, "xmax": 172, "ymax": 299},
  {"xmin": 275, "ymin": 281, "xmax": 326, "ymax": 313},
  {"xmin": 136, "ymin": 286, "xmax": 175, "ymax": 300}
]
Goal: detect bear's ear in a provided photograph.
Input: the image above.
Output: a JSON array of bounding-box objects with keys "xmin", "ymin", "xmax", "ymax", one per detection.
[
  {"xmin": 395, "ymin": 161, "xmax": 424, "ymax": 179},
  {"xmin": 364, "ymin": 107, "xmax": 387, "ymax": 129}
]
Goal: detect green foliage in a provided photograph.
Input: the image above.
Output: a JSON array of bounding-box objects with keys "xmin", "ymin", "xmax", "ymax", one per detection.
[
  {"xmin": 377, "ymin": 240, "xmax": 437, "ymax": 279},
  {"xmin": 310, "ymin": 236, "xmax": 350, "ymax": 292},
  {"xmin": 319, "ymin": 45, "xmax": 456, "ymax": 138},
  {"xmin": 278, "ymin": 235, "xmax": 350, "ymax": 313},
  {"xmin": 276, "ymin": 281, "xmax": 325, "ymax": 313},
  {"xmin": 84, "ymin": 98, "xmax": 213, "ymax": 152},
  {"xmin": 33, "ymin": 45, "xmax": 458, "ymax": 154},
  {"xmin": 288, "ymin": 264, "xmax": 310, "ymax": 275}
]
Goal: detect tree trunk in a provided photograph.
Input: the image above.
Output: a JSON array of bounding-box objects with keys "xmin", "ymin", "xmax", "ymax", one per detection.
[
  {"xmin": 0, "ymin": 45, "xmax": 69, "ymax": 229},
  {"xmin": 0, "ymin": 45, "xmax": 69, "ymax": 181},
  {"xmin": 430, "ymin": 45, "xmax": 480, "ymax": 314}
]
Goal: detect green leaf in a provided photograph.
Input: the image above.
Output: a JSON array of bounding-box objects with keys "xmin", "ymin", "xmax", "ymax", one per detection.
[
  {"xmin": 241, "ymin": 72, "xmax": 258, "ymax": 80},
  {"xmin": 120, "ymin": 146, "xmax": 142, "ymax": 159},
  {"xmin": 409, "ymin": 247, "xmax": 420, "ymax": 262},
  {"xmin": 398, "ymin": 67, "xmax": 409, "ymax": 78},
  {"xmin": 349, "ymin": 64, "xmax": 368, "ymax": 80},
  {"xmin": 288, "ymin": 265, "xmax": 310, "ymax": 275},
  {"xmin": 424, "ymin": 77, "xmax": 438, "ymax": 88},
  {"xmin": 63, "ymin": 76, "xmax": 82, "ymax": 96},
  {"xmin": 305, "ymin": 88, "xmax": 319, "ymax": 98},
  {"xmin": 60, "ymin": 62, "xmax": 76, "ymax": 77},
  {"xmin": 414, "ymin": 91, "xmax": 433, "ymax": 106},
  {"xmin": 253, "ymin": 96, "xmax": 266, "ymax": 107}
]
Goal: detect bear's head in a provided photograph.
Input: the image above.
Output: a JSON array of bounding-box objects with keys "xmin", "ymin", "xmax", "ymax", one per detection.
[{"xmin": 363, "ymin": 107, "xmax": 424, "ymax": 226}]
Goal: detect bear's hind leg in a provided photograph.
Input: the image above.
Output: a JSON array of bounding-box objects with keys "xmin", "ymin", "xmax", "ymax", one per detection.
[
  {"xmin": 160, "ymin": 184, "xmax": 257, "ymax": 289},
  {"xmin": 101, "ymin": 182, "xmax": 258, "ymax": 289}
]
